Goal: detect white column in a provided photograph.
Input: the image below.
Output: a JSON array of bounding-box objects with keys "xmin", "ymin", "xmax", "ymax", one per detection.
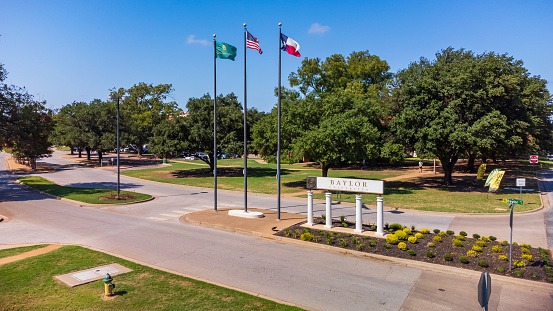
[
  {"xmin": 325, "ymin": 192, "xmax": 332, "ymax": 228},
  {"xmin": 355, "ymin": 195, "xmax": 363, "ymax": 233},
  {"xmin": 376, "ymin": 196, "xmax": 384, "ymax": 236},
  {"xmin": 307, "ymin": 191, "xmax": 313, "ymax": 226}
]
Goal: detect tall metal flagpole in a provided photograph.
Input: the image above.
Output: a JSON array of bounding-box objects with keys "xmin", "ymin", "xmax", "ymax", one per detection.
[
  {"xmin": 213, "ymin": 34, "xmax": 218, "ymax": 212},
  {"xmin": 243, "ymin": 24, "xmax": 248, "ymax": 213},
  {"xmin": 277, "ymin": 23, "xmax": 282, "ymax": 220}
]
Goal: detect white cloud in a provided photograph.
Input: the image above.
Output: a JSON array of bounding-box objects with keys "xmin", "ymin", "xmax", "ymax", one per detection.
[
  {"xmin": 186, "ymin": 34, "xmax": 210, "ymax": 46},
  {"xmin": 308, "ymin": 23, "xmax": 330, "ymax": 34}
]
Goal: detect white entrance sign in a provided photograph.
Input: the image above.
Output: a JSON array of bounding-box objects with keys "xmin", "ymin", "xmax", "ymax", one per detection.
[
  {"xmin": 516, "ymin": 178, "xmax": 526, "ymax": 187},
  {"xmin": 316, "ymin": 177, "xmax": 384, "ymax": 194}
]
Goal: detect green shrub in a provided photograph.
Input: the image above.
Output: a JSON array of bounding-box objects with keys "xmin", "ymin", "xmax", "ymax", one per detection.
[
  {"xmin": 369, "ymin": 240, "xmax": 377, "ymax": 247},
  {"xmin": 389, "ymin": 223, "xmax": 403, "ymax": 231},
  {"xmin": 473, "ymin": 234, "xmax": 480, "ymax": 239},
  {"xmin": 428, "ymin": 242, "xmax": 435, "ymax": 248},
  {"xmin": 467, "ymin": 250, "xmax": 478, "ymax": 257},
  {"xmin": 514, "ymin": 260, "xmax": 525, "ymax": 268},
  {"xmin": 513, "ymin": 242, "xmax": 518, "ymax": 246},
  {"xmin": 433, "ymin": 229, "xmax": 441, "ymax": 234},
  {"xmin": 481, "ymin": 236, "xmax": 490, "ymax": 242},
  {"xmin": 326, "ymin": 237, "xmax": 334, "ymax": 245},
  {"xmin": 500, "ymin": 240, "xmax": 508, "ymax": 246},
  {"xmin": 321, "ymin": 214, "xmax": 326, "ymax": 220},
  {"xmin": 514, "ymin": 271, "xmax": 522, "ymax": 277},
  {"xmin": 408, "ymin": 236, "xmax": 417, "ymax": 244},
  {"xmin": 456, "ymin": 235, "xmax": 465, "ymax": 241},
  {"xmin": 403, "ymin": 228, "xmax": 412, "ymax": 235},
  {"xmin": 446, "ymin": 230, "xmax": 454, "ymax": 236},
  {"xmin": 352, "ymin": 237, "xmax": 359, "ymax": 245},
  {"xmin": 383, "ymin": 243, "xmax": 389, "ymax": 249},
  {"xmin": 439, "ymin": 231, "xmax": 447, "ymax": 237},
  {"xmin": 443, "ymin": 253, "xmax": 453, "ymax": 261},
  {"xmin": 459, "ymin": 231, "xmax": 467, "ymax": 237},
  {"xmin": 497, "ymin": 267, "xmax": 505, "ymax": 272},
  {"xmin": 313, "ymin": 236, "xmax": 320, "ymax": 242},
  {"xmin": 523, "ymin": 254, "xmax": 533, "ymax": 261},
  {"xmin": 346, "ymin": 233, "xmax": 352, "ymax": 237},
  {"xmin": 532, "ymin": 273, "xmax": 539, "ymax": 279},
  {"xmin": 472, "ymin": 245, "xmax": 482, "ymax": 252},
  {"xmin": 426, "ymin": 251, "xmax": 435, "ymax": 258},
  {"xmin": 340, "ymin": 215, "xmax": 346, "ymax": 222},
  {"xmin": 300, "ymin": 232, "xmax": 313, "ymax": 241},
  {"xmin": 476, "ymin": 241, "xmax": 486, "ymax": 247},
  {"xmin": 492, "ymin": 245, "xmax": 502, "ymax": 253},
  {"xmin": 362, "ymin": 236, "xmax": 368, "ymax": 240},
  {"xmin": 489, "ymin": 236, "xmax": 497, "ymax": 241},
  {"xmin": 408, "ymin": 249, "xmax": 416, "ymax": 256},
  {"xmin": 294, "ymin": 230, "xmax": 301, "ymax": 238},
  {"xmin": 371, "ymin": 225, "xmax": 376, "ymax": 230},
  {"xmin": 284, "ymin": 228, "xmax": 291, "ymax": 237},
  {"xmin": 394, "ymin": 230, "xmax": 408, "ymax": 240},
  {"xmin": 386, "ymin": 234, "xmax": 399, "ymax": 245},
  {"xmin": 356, "ymin": 243, "xmax": 362, "ymax": 251},
  {"xmin": 452, "ymin": 239, "xmax": 463, "ymax": 247},
  {"xmin": 318, "ymin": 220, "xmax": 324, "ymax": 224},
  {"xmin": 521, "ymin": 243, "xmax": 531, "ymax": 249},
  {"xmin": 342, "ymin": 223, "xmax": 348, "ymax": 228},
  {"xmin": 433, "ymin": 236, "xmax": 442, "ymax": 242},
  {"xmin": 317, "ymin": 230, "xmax": 323, "ymax": 234},
  {"xmin": 478, "ymin": 260, "xmax": 489, "ymax": 267},
  {"xmin": 415, "ymin": 232, "xmax": 424, "ymax": 239},
  {"xmin": 459, "ymin": 256, "xmax": 469, "ymax": 263},
  {"xmin": 398, "ymin": 242, "xmax": 407, "ymax": 250},
  {"xmin": 302, "ymin": 227, "xmax": 310, "ymax": 234},
  {"xmin": 340, "ymin": 239, "xmax": 347, "ymax": 247},
  {"xmin": 336, "ymin": 234, "xmax": 342, "ymax": 239},
  {"xmin": 499, "ymin": 255, "xmax": 508, "ymax": 261},
  {"xmin": 549, "ymin": 278, "xmax": 553, "ymax": 283},
  {"xmin": 411, "ymin": 225, "xmax": 416, "ymax": 231},
  {"xmin": 421, "ymin": 228, "xmax": 430, "ymax": 234}
]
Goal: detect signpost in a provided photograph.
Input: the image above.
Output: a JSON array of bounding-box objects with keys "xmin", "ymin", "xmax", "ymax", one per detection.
[
  {"xmin": 508, "ymin": 203, "xmax": 515, "ymax": 270},
  {"xmin": 516, "ymin": 178, "xmax": 525, "ymax": 201},
  {"xmin": 478, "ymin": 271, "xmax": 491, "ymax": 311},
  {"xmin": 530, "ymin": 155, "xmax": 538, "ymax": 173}
]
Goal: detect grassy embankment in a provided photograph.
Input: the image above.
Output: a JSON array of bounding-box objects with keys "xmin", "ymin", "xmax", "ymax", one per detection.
[
  {"xmin": 17, "ymin": 176, "xmax": 152, "ymax": 204},
  {"xmin": 0, "ymin": 245, "xmax": 301, "ymax": 310}
]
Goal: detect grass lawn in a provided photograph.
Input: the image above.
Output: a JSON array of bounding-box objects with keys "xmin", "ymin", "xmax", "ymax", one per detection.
[
  {"xmin": 0, "ymin": 244, "xmax": 49, "ymax": 259},
  {"xmin": 17, "ymin": 176, "xmax": 152, "ymax": 204},
  {"xmin": 122, "ymin": 161, "xmax": 399, "ymax": 195},
  {"xmin": 0, "ymin": 245, "xmax": 301, "ymax": 311},
  {"xmin": 55, "ymin": 146, "xmax": 71, "ymax": 151}
]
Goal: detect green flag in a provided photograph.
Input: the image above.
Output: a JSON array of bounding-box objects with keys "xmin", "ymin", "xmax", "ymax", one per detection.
[{"xmin": 215, "ymin": 41, "xmax": 237, "ymax": 61}]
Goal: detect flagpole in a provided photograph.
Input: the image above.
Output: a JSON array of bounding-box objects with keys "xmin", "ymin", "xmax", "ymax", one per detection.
[
  {"xmin": 277, "ymin": 23, "xmax": 282, "ymax": 220},
  {"xmin": 243, "ymin": 24, "xmax": 248, "ymax": 213},
  {"xmin": 213, "ymin": 34, "xmax": 218, "ymax": 212}
]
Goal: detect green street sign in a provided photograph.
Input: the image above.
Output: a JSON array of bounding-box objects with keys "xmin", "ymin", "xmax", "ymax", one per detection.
[{"xmin": 502, "ymin": 198, "xmax": 523, "ymax": 205}]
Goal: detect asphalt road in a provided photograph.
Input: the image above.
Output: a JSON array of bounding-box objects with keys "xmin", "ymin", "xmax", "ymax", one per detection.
[{"xmin": 1, "ymin": 151, "xmax": 552, "ymax": 310}]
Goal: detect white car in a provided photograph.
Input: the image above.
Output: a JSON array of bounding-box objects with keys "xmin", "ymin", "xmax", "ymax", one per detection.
[{"xmin": 184, "ymin": 156, "xmax": 196, "ymax": 160}]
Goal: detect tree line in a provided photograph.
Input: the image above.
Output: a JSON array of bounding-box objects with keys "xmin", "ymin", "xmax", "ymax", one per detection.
[{"xmin": 2, "ymin": 46, "xmax": 552, "ymax": 185}]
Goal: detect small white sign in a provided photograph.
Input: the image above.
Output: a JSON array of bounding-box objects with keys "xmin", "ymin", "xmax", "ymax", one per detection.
[
  {"xmin": 316, "ymin": 177, "xmax": 384, "ymax": 194},
  {"xmin": 516, "ymin": 178, "xmax": 526, "ymax": 187}
]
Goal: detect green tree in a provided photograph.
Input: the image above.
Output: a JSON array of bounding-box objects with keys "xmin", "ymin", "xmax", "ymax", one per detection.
[
  {"xmin": 185, "ymin": 93, "xmax": 244, "ymax": 171},
  {"xmin": 391, "ymin": 47, "xmax": 553, "ymax": 185},
  {"xmin": 149, "ymin": 118, "xmax": 188, "ymax": 159},
  {"xmin": 50, "ymin": 102, "xmax": 89, "ymax": 157},
  {"xmin": 113, "ymin": 83, "xmax": 181, "ymax": 156},
  {"xmin": 81, "ymin": 99, "xmax": 117, "ymax": 165}
]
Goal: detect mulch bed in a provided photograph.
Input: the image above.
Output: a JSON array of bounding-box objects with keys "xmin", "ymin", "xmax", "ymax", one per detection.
[
  {"xmin": 98, "ymin": 194, "xmax": 139, "ymax": 201},
  {"xmin": 276, "ymin": 218, "xmax": 553, "ymax": 283}
]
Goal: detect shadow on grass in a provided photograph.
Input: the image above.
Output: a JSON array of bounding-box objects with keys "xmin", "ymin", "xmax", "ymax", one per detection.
[{"xmin": 171, "ymin": 167, "xmax": 292, "ymax": 178}]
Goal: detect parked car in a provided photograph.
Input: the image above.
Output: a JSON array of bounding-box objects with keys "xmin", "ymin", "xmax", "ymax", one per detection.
[
  {"xmin": 184, "ymin": 156, "xmax": 196, "ymax": 160},
  {"xmin": 195, "ymin": 152, "xmax": 208, "ymax": 159}
]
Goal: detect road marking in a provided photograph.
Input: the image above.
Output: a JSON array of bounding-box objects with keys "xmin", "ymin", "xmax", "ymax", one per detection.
[{"xmin": 147, "ymin": 217, "xmax": 167, "ymax": 221}]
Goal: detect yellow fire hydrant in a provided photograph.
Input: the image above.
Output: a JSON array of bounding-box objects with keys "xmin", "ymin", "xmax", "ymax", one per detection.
[{"xmin": 103, "ymin": 273, "xmax": 115, "ymax": 297}]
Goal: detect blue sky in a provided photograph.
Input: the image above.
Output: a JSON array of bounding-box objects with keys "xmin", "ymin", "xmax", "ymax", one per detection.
[{"xmin": 1, "ymin": 0, "xmax": 552, "ymax": 113}]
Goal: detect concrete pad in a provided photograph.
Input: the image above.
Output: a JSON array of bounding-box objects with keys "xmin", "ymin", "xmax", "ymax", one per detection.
[
  {"xmin": 228, "ymin": 209, "xmax": 264, "ymax": 218},
  {"xmin": 54, "ymin": 263, "xmax": 132, "ymax": 287},
  {"xmin": 497, "ymin": 283, "xmax": 553, "ymax": 311}
]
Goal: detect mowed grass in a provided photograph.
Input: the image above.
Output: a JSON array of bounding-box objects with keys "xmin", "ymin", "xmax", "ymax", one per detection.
[
  {"xmin": 0, "ymin": 244, "xmax": 50, "ymax": 259},
  {"xmin": 17, "ymin": 176, "xmax": 152, "ymax": 204},
  {"xmin": 122, "ymin": 161, "xmax": 398, "ymax": 195},
  {"xmin": 0, "ymin": 245, "xmax": 302, "ymax": 311}
]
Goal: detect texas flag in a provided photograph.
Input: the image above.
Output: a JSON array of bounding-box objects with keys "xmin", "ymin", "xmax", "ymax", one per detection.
[{"xmin": 280, "ymin": 33, "xmax": 301, "ymax": 57}]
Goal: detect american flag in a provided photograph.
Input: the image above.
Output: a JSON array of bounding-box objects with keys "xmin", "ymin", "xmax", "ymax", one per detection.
[{"xmin": 246, "ymin": 31, "xmax": 263, "ymax": 54}]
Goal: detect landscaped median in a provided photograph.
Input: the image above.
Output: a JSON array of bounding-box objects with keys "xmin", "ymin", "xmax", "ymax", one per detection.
[
  {"xmin": 17, "ymin": 176, "xmax": 152, "ymax": 204},
  {"xmin": 278, "ymin": 218, "xmax": 553, "ymax": 284},
  {"xmin": 0, "ymin": 245, "xmax": 302, "ymax": 310}
]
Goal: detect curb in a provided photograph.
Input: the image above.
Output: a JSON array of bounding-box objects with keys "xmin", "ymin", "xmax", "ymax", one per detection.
[
  {"xmin": 13, "ymin": 179, "xmax": 156, "ymax": 207},
  {"xmin": 182, "ymin": 213, "xmax": 553, "ymax": 290}
]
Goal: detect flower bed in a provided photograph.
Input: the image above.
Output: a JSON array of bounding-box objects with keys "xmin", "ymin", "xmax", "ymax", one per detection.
[{"xmin": 276, "ymin": 218, "xmax": 553, "ymax": 283}]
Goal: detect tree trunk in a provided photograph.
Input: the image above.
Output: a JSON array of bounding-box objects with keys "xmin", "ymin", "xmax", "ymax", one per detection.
[
  {"xmin": 31, "ymin": 158, "xmax": 36, "ymax": 171},
  {"xmin": 70, "ymin": 147, "xmax": 74, "ymax": 155},
  {"xmin": 86, "ymin": 147, "xmax": 91, "ymax": 160},
  {"xmin": 98, "ymin": 151, "xmax": 103, "ymax": 165},
  {"xmin": 439, "ymin": 155, "xmax": 458, "ymax": 186},
  {"xmin": 467, "ymin": 153, "xmax": 476, "ymax": 173},
  {"xmin": 321, "ymin": 162, "xmax": 330, "ymax": 177},
  {"xmin": 78, "ymin": 147, "xmax": 82, "ymax": 158},
  {"xmin": 207, "ymin": 154, "xmax": 214, "ymax": 172},
  {"xmin": 138, "ymin": 145, "xmax": 143, "ymax": 158}
]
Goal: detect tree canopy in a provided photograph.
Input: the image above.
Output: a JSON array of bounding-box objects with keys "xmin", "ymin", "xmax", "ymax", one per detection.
[{"xmin": 391, "ymin": 47, "xmax": 553, "ymax": 185}]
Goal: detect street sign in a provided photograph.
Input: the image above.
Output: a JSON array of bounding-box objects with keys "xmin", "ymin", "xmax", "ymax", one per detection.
[
  {"xmin": 478, "ymin": 271, "xmax": 491, "ymax": 309},
  {"xmin": 530, "ymin": 155, "xmax": 538, "ymax": 164},
  {"xmin": 502, "ymin": 199, "xmax": 523, "ymax": 205},
  {"xmin": 516, "ymin": 178, "xmax": 525, "ymax": 187}
]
